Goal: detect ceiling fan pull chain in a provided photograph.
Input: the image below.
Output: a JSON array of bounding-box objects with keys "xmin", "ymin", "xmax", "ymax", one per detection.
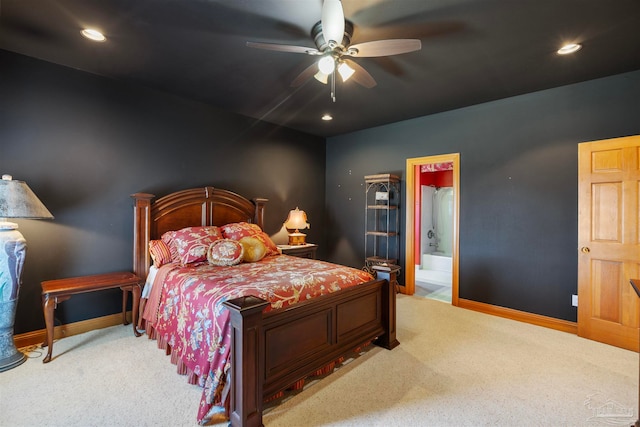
[{"xmin": 331, "ymin": 70, "xmax": 336, "ymax": 102}]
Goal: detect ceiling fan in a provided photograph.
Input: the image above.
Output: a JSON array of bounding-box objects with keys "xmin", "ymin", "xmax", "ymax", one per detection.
[{"xmin": 246, "ymin": 0, "xmax": 422, "ymax": 102}]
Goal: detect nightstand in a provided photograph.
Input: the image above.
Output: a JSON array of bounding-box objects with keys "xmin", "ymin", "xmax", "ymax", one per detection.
[{"xmin": 278, "ymin": 243, "xmax": 318, "ymax": 259}]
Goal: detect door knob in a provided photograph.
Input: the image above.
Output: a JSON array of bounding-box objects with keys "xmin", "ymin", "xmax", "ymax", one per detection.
[{"xmin": 580, "ymin": 246, "xmax": 590, "ymax": 254}]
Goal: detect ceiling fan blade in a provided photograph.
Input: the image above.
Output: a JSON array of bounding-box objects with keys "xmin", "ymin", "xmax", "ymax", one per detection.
[
  {"xmin": 321, "ymin": 0, "xmax": 345, "ymax": 44},
  {"xmin": 246, "ymin": 41, "xmax": 319, "ymax": 55},
  {"xmin": 290, "ymin": 63, "xmax": 320, "ymax": 87},
  {"xmin": 348, "ymin": 39, "xmax": 422, "ymax": 57},
  {"xmin": 343, "ymin": 59, "xmax": 377, "ymax": 88}
]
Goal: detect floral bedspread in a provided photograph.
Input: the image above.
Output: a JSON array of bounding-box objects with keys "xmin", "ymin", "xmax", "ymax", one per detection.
[{"xmin": 145, "ymin": 254, "xmax": 373, "ymax": 424}]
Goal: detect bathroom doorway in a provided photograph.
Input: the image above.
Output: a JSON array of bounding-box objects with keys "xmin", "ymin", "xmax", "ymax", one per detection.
[{"xmin": 405, "ymin": 154, "xmax": 460, "ymax": 305}]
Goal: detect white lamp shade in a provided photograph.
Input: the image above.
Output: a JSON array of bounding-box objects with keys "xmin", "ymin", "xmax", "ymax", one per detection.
[
  {"xmin": 314, "ymin": 70, "xmax": 329, "ymax": 84},
  {"xmin": 284, "ymin": 207, "xmax": 309, "ymax": 231},
  {"xmin": 337, "ymin": 61, "xmax": 355, "ymax": 82},
  {"xmin": 318, "ymin": 55, "xmax": 335, "ymax": 74}
]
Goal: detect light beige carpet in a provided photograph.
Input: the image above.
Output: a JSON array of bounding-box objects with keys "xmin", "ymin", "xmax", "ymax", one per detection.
[{"xmin": 2, "ymin": 295, "xmax": 637, "ymax": 426}]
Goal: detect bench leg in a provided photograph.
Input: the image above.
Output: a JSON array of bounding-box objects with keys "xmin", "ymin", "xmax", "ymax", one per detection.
[
  {"xmin": 120, "ymin": 285, "xmax": 143, "ymax": 337},
  {"xmin": 131, "ymin": 285, "xmax": 142, "ymax": 337},
  {"xmin": 42, "ymin": 295, "xmax": 55, "ymax": 363},
  {"xmin": 122, "ymin": 290, "xmax": 129, "ymax": 325}
]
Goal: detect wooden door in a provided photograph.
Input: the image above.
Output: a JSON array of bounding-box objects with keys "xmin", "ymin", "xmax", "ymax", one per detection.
[{"xmin": 578, "ymin": 135, "xmax": 640, "ymax": 351}]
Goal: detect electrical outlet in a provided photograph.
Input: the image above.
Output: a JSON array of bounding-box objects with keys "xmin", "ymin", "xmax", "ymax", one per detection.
[{"xmin": 572, "ymin": 294, "xmax": 578, "ymax": 307}]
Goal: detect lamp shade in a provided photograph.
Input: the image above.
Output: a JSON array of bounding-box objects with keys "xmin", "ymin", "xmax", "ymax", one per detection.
[
  {"xmin": 337, "ymin": 61, "xmax": 355, "ymax": 82},
  {"xmin": 314, "ymin": 70, "xmax": 329, "ymax": 84},
  {"xmin": 284, "ymin": 207, "xmax": 309, "ymax": 231},
  {"xmin": 318, "ymin": 55, "xmax": 335, "ymax": 75},
  {"xmin": 0, "ymin": 175, "xmax": 54, "ymax": 220}
]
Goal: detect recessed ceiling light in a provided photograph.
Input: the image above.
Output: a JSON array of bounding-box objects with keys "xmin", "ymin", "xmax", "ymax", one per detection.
[
  {"xmin": 81, "ymin": 28, "xmax": 106, "ymax": 42},
  {"xmin": 557, "ymin": 43, "xmax": 581, "ymax": 55},
  {"xmin": 321, "ymin": 114, "xmax": 333, "ymax": 121}
]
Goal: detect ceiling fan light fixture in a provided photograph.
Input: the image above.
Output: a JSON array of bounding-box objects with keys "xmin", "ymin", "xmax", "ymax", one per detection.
[
  {"xmin": 314, "ymin": 71, "xmax": 329, "ymax": 84},
  {"xmin": 247, "ymin": 0, "xmax": 417, "ymax": 98},
  {"xmin": 337, "ymin": 61, "xmax": 355, "ymax": 82},
  {"xmin": 321, "ymin": 0, "xmax": 345, "ymax": 44},
  {"xmin": 557, "ymin": 43, "xmax": 581, "ymax": 55},
  {"xmin": 81, "ymin": 28, "xmax": 106, "ymax": 42},
  {"xmin": 318, "ymin": 55, "xmax": 335, "ymax": 74},
  {"xmin": 321, "ymin": 114, "xmax": 333, "ymax": 121}
]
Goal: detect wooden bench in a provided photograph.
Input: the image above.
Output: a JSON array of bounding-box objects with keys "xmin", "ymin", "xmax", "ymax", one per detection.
[{"xmin": 41, "ymin": 271, "xmax": 143, "ymax": 363}]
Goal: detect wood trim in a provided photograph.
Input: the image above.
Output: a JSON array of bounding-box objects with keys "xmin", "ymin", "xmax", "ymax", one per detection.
[
  {"xmin": 405, "ymin": 153, "xmax": 460, "ymax": 305},
  {"xmin": 15, "ymin": 312, "xmax": 132, "ymax": 350},
  {"xmin": 458, "ymin": 298, "xmax": 578, "ymax": 334}
]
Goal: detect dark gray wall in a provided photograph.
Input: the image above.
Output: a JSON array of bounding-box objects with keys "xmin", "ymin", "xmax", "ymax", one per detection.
[
  {"xmin": 326, "ymin": 70, "xmax": 640, "ymax": 322},
  {"xmin": 0, "ymin": 50, "xmax": 326, "ymax": 334},
  {"xmin": 3, "ymin": 46, "xmax": 639, "ymax": 334}
]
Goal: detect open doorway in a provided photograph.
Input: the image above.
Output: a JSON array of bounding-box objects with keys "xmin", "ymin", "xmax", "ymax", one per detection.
[{"xmin": 405, "ymin": 154, "xmax": 460, "ymax": 306}]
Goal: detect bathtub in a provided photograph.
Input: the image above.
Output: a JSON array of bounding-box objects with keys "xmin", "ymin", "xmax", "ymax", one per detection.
[{"xmin": 416, "ymin": 252, "xmax": 452, "ymax": 286}]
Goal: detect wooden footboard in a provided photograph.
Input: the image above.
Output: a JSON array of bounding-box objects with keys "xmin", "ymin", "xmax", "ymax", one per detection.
[{"xmin": 224, "ymin": 269, "xmax": 399, "ymax": 427}]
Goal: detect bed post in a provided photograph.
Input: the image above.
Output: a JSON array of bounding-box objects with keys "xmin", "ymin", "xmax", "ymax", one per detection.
[
  {"xmin": 252, "ymin": 198, "xmax": 268, "ymax": 230},
  {"xmin": 223, "ymin": 296, "xmax": 270, "ymax": 427},
  {"xmin": 131, "ymin": 192, "xmax": 155, "ymax": 278},
  {"xmin": 371, "ymin": 266, "xmax": 400, "ymax": 350}
]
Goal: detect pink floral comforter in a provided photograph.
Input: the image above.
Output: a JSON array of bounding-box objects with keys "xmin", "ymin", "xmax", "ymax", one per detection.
[{"xmin": 144, "ymin": 254, "xmax": 373, "ymax": 424}]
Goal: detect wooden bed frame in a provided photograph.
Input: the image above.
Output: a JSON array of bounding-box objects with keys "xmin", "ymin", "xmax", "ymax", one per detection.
[{"xmin": 131, "ymin": 187, "xmax": 399, "ymax": 427}]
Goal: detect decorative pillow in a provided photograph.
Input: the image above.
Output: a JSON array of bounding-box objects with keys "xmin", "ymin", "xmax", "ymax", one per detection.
[
  {"xmin": 160, "ymin": 230, "xmax": 180, "ymax": 263},
  {"xmin": 149, "ymin": 240, "xmax": 173, "ymax": 267},
  {"xmin": 238, "ymin": 236, "xmax": 267, "ymax": 263},
  {"xmin": 170, "ymin": 226, "xmax": 223, "ymax": 265},
  {"xmin": 221, "ymin": 222, "xmax": 280, "ymax": 256},
  {"xmin": 207, "ymin": 239, "xmax": 244, "ymax": 266}
]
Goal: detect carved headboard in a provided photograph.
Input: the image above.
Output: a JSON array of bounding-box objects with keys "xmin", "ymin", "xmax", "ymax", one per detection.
[{"xmin": 131, "ymin": 186, "xmax": 267, "ymax": 277}]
